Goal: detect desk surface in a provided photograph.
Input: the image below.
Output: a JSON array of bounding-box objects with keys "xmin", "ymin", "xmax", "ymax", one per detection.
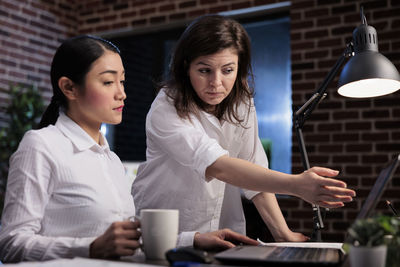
[{"xmin": 1, "ymin": 254, "xmax": 351, "ymax": 267}]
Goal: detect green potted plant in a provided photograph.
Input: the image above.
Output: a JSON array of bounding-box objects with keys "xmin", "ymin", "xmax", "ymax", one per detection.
[
  {"xmin": 0, "ymin": 84, "xmax": 44, "ymax": 218},
  {"xmin": 347, "ymin": 215, "xmax": 399, "ymax": 267},
  {"xmin": 379, "ymin": 215, "xmax": 400, "ymax": 267}
]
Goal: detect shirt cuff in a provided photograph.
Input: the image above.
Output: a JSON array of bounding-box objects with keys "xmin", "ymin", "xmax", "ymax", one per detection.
[
  {"xmin": 72, "ymin": 237, "xmax": 97, "ymax": 258},
  {"xmin": 243, "ymin": 189, "xmax": 261, "ymax": 200},
  {"xmin": 25, "ymin": 236, "xmax": 96, "ymax": 261},
  {"xmin": 176, "ymin": 231, "xmax": 197, "ymax": 247}
]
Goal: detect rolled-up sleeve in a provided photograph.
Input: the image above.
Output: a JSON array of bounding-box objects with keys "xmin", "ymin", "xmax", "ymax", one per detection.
[{"xmin": 146, "ymin": 101, "xmax": 228, "ymax": 180}]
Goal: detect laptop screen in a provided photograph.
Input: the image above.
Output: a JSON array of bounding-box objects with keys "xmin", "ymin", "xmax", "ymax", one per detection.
[
  {"xmin": 356, "ymin": 154, "xmax": 400, "ymax": 220},
  {"xmin": 214, "ymin": 155, "xmax": 400, "ymax": 266}
]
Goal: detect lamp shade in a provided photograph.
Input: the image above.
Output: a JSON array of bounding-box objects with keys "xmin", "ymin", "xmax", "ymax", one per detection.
[{"xmin": 338, "ymin": 24, "xmax": 400, "ymax": 98}]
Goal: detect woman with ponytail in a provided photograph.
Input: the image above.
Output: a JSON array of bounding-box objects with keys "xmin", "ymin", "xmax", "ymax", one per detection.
[
  {"xmin": 0, "ymin": 35, "xmax": 258, "ymax": 263},
  {"xmin": 0, "ymin": 35, "xmax": 139, "ymax": 262}
]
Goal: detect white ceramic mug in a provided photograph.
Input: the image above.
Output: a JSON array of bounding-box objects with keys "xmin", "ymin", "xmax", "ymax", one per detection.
[{"xmin": 140, "ymin": 209, "xmax": 179, "ymax": 260}]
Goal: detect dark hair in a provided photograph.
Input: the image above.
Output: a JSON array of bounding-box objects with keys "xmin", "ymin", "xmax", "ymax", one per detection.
[
  {"xmin": 161, "ymin": 15, "xmax": 254, "ymax": 125},
  {"xmin": 38, "ymin": 35, "xmax": 120, "ymax": 129}
]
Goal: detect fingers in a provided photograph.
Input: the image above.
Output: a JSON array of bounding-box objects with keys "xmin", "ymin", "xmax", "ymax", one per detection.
[
  {"xmin": 314, "ymin": 185, "xmax": 355, "ymax": 208},
  {"xmin": 133, "ymin": 220, "xmax": 141, "ymax": 228},
  {"xmin": 311, "ymin": 167, "xmax": 357, "ymax": 196},
  {"xmin": 120, "ymin": 220, "xmax": 141, "ymax": 229},
  {"xmin": 310, "ymin": 167, "xmax": 339, "ymax": 178},
  {"xmin": 109, "ymin": 240, "xmax": 141, "ymax": 257},
  {"xmin": 118, "ymin": 239, "xmax": 141, "ymax": 250},
  {"xmin": 318, "ymin": 176, "xmax": 347, "ymax": 188},
  {"xmin": 315, "ymin": 171, "xmax": 356, "ymax": 205},
  {"xmin": 90, "ymin": 231, "xmax": 141, "ymax": 259},
  {"xmin": 314, "ymin": 197, "xmax": 351, "ymax": 208},
  {"xmin": 306, "ymin": 168, "xmax": 348, "ymax": 189},
  {"xmin": 298, "ymin": 235, "xmax": 310, "ymax": 242},
  {"xmin": 317, "ymin": 201, "xmax": 345, "ymax": 209},
  {"xmin": 212, "ymin": 238, "xmax": 236, "ymax": 250},
  {"xmin": 194, "ymin": 231, "xmax": 237, "ymax": 251},
  {"xmin": 282, "ymin": 232, "xmax": 309, "ymax": 242},
  {"xmin": 322, "ymin": 185, "xmax": 355, "ymax": 195},
  {"xmin": 195, "ymin": 229, "xmax": 259, "ymax": 251},
  {"xmin": 222, "ymin": 229, "xmax": 259, "ymax": 246},
  {"xmin": 104, "ymin": 223, "xmax": 142, "ymax": 251},
  {"xmin": 107, "ymin": 236, "xmax": 141, "ymax": 258},
  {"xmin": 321, "ymin": 186, "xmax": 356, "ymax": 200},
  {"xmin": 317, "ymin": 184, "xmax": 356, "ymax": 206},
  {"xmin": 123, "ymin": 229, "xmax": 141, "ymax": 240},
  {"xmin": 316, "ymin": 194, "xmax": 351, "ymax": 203}
]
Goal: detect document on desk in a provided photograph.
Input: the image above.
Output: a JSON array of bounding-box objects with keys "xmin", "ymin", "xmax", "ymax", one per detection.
[{"xmin": 258, "ymin": 239, "xmax": 344, "ymax": 250}]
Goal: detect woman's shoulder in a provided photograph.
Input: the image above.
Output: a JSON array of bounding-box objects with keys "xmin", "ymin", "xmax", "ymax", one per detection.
[
  {"xmin": 239, "ymin": 97, "xmax": 255, "ymax": 109},
  {"xmin": 233, "ymin": 98, "xmax": 256, "ymax": 119},
  {"xmin": 18, "ymin": 125, "xmax": 63, "ymax": 151},
  {"xmin": 152, "ymin": 88, "xmax": 171, "ymax": 105},
  {"xmin": 148, "ymin": 88, "xmax": 178, "ymax": 116}
]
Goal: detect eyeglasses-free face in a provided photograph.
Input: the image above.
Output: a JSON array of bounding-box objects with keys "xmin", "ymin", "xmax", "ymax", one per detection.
[{"xmin": 188, "ymin": 48, "xmax": 238, "ymax": 110}]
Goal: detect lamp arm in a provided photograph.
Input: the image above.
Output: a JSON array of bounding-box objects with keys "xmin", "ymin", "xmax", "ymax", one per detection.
[
  {"xmin": 295, "ymin": 43, "xmax": 354, "ymax": 128},
  {"xmin": 293, "ymin": 43, "xmax": 354, "ymax": 242}
]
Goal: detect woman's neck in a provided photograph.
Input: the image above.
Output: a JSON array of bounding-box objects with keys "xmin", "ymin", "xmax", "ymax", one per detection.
[
  {"xmin": 66, "ymin": 111, "xmax": 102, "ymax": 145},
  {"xmin": 79, "ymin": 123, "xmax": 102, "ymax": 145}
]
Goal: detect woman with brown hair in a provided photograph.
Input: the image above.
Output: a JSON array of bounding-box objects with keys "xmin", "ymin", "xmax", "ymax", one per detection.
[
  {"xmin": 132, "ymin": 15, "xmax": 356, "ymax": 248},
  {"xmin": 0, "ymin": 34, "xmax": 257, "ymax": 263}
]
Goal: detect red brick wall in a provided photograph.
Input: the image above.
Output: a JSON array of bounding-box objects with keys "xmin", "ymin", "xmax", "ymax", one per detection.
[
  {"xmin": 288, "ymin": 0, "xmax": 400, "ymax": 241},
  {"xmin": 75, "ymin": 0, "xmax": 280, "ymax": 34},
  {"xmin": 0, "ymin": 0, "xmax": 76, "ymax": 127},
  {"xmin": 1, "ymin": 0, "xmax": 400, "ymax": 241}
]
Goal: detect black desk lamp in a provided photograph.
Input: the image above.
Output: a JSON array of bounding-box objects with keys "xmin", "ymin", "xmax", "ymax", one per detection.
[{"xmin": 293, "ymin": 7, "xmax": 400, "ymax": 242}]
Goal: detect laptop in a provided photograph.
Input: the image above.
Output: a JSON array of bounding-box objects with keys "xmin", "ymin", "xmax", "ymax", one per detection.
[{"xmin": 215, "ymin": 154, "xmax": 400, "ymax": 266}]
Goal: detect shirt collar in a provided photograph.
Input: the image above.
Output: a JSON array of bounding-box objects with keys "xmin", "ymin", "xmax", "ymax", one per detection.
[{"xmin": 56, "ymin": 112, "xmax": 110, "ymax": 152}]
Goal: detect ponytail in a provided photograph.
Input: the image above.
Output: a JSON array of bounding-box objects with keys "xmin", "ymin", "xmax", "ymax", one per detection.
[{"xmin": 38, "ymin": 96, "xmax": 61, "ymax": 129}]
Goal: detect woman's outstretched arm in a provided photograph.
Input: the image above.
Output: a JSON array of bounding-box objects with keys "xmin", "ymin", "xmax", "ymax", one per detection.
[{"xmin": 206, "ymin": 155, "xmax": 355, "ymax": 209}]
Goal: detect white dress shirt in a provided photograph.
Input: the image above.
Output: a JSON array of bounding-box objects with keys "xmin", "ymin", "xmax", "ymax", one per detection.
[
  {"xmin": 0, "ymin": 113, "xmax": 135, "ymax": 263},
  {"xmin": 132, "ymin": 89, "xmax": 268, "ymax": 246}
]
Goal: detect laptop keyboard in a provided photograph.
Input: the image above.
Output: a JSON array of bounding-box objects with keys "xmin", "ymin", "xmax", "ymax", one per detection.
[
  {"xmin": 267, "ymin": 247, "xmax": 334, "ymax": 263},
  {"xmin": 214, "ymin": 245, "xmax": 341, "ymax": 265}
]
